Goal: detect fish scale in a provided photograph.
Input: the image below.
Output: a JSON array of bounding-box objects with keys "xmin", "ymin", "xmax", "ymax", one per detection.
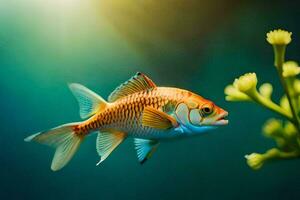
[{"xmin": 80, "ymin": 87, "xmax": 188, "ymax": 137}]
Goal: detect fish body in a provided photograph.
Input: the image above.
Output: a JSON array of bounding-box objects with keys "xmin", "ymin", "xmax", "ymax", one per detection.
[
  {"xmin": 80, "ymin": 87, "xmax": 226, "ymax": 139},
  {"xmin": 80, "ymin": 87, "xmax": 192, "ymax": 139},
  {"xmin": 25, "ymin": 72, "xmax": 228, "ymax": 170}
]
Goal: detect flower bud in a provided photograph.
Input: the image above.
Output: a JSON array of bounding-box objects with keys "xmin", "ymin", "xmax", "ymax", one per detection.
[
  {"xmin": 234, "ymin": 73, "xmax": 258, "ymax": 94},
  {"xmin": 259, "ymin": 83, "xmax": 273, "ymax": 99},
  {"xmin": 262, "ymin": 118, "xmax": 282, "ymax": 137},
  {"xmin": 224, "ymin": 85, "xmax": 250, "ymax": 101},
  {"xmin": 280, "ymin": 95, "xmax": 291, "ymax": 114},
  {"xmin": 245, "ymin": 153, "xmax": 265, "ymax": 170},
  {"xmin": 282, "ymin": 61, "xmax": 300, "ymax": 77},
  {"xmin": 283, "ymin": 121, "xmax": 297, "ymax": 138},
  {"xmin": 293, "ymin": 79, "xmax": 300, "ymax": 94},
  {"xmin": 267, "ymin": 29, "xmax": 292, "ymax": 45}
]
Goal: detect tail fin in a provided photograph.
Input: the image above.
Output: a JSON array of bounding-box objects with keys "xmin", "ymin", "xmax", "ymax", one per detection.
[
  {"xmin": 24, "ymin": 122, "xmax": 83, "ymax": 171},
  {"xmin": 69, "ymin": 83, "xmax": 108, "ymax": 119}
]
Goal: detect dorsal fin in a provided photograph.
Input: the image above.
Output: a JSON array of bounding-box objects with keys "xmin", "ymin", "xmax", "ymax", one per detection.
[{"xmin": 108, "ymin": 72, "xmax": 156, "ymax": 102}]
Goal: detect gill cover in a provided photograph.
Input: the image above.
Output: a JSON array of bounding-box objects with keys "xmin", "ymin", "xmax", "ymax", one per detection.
[
  {"xmin": 175, "ymin": 103, "xmax": 190, "ymax": 126},
  {"xmin": 175, "ymin": 102, "xmax": 216, "ymax": 133}
]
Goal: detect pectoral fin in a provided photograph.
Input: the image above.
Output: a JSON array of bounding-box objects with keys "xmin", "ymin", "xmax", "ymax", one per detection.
[
  {"xmin": 134, "ymin": 138, "xmax": 159, "ymax": 164},
  {"xmin": 142, "ymin": 107, "xmax": 178, "ymax": 130}
]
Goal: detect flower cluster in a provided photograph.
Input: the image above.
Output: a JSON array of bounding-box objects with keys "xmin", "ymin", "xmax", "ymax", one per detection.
[{"xmin": 225, "ymin": 29, "xmax": 300, "ymax": 170}]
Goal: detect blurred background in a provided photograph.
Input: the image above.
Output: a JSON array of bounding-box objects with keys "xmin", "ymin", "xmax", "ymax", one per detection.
[{"xmin": 1, "ymin": 0, "xmax": 300, "ymax": 199}]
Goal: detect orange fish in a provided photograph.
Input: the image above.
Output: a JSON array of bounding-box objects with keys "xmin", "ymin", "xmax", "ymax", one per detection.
[{"xmin": 25, "ymin": 72, "xmax": 228, "ymax": 171}]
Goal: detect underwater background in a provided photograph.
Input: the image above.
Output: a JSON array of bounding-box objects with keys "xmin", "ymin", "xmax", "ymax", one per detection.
[{"xmin": 1, "ymin": 0, "xmax": 300, "ymax": 199}]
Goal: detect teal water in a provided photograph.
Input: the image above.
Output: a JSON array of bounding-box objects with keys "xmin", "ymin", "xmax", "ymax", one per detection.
[{"xmin": 1, "ymin": 0, "xmax": 300, "ymax": 199}]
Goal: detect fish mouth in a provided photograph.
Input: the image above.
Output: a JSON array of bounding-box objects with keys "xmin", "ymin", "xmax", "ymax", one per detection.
[{"xmin": 214, "ymin": 112, "xmax": 229, "ymax": 125}]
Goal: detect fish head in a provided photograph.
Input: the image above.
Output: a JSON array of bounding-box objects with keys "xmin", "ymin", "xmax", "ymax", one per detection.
[
  {"xmin": 197, "ymin": 101, "xmax": 229, "ymax": 126},
  {"xmin": 175, "ymin": 94, "xmax": 228, "ymax": 130}
]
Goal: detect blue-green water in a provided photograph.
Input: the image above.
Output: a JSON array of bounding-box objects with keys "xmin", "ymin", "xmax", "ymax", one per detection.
[{"xmin": 1, "ymin": 0, "xmax": 300, "ymax": 199}]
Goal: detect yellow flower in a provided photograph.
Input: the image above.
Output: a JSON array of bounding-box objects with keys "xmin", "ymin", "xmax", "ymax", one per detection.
[
  {"xmin": 282, "ymin": 61, "xmax": 300, "ymax": 77},
  {"xmin": 245, "ymin": 153, "xmax": 265, "ymax": 170},
  {"xmin": 234, "ymin": 73, "xmax": 258, "ymax": 93},
  {"xmin": 266, "ymin": 29, "xmax": 292, "ymax": 45},
  {"xmin": 284, "ymin": 121, "xmax": 297, "ymax": 138},
  {"xmin": 293, "ymin": 79, "xmax": 300, "ymax": 93},
  {"xmin": 275, "ymin": 138, "xmax": 286, "ymax": 148},
  {"xmin": 262, "ymin": 118, "xmax": 282, "ymax": 137},
  {"xmin": 280, "ymin": 95, "xmax": 291, "ymax": 114},
  {"xmin": 259, "ymin": 83, "xmax": 273, "ymax": 99},
  {"xmin": 224, "ymin": 85, "xmax": 250, "ymax": 101}
]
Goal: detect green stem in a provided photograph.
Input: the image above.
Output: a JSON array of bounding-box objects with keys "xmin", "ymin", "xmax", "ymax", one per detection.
[
  {"xmin": 273, "ymin": 45, "xmax": 285, "ymax": 68},
  {"xmin": 248, "ymin": 90, "xmax": 294, "ymax": 122},
  {"xmin": 274, "ymin": 45, "xmax": 300, "ymax": 134},
  {"xmin": 263, "ymin": 148, "xmax": 300, "ymax": 161},
  {"xmin": 286, "ymin": 78, "xmax": 299, "ymax": 113},
  {"xmin": 278, "ymin": 73, "xmax": 300, "ymax": 128}
]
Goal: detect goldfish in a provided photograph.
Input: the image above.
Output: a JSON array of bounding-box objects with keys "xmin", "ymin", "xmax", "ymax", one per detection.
[{"xmin": 25, "ymin": 72, "xmax": 228, "ymax": 171}]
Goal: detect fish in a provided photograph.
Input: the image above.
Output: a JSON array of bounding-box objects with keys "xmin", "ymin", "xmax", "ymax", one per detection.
[{"xmin": 24, "ymin": 72, "xmax": 228, "ymax": 171}]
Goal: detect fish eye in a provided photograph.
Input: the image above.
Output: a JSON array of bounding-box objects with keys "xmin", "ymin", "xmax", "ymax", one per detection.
[{"xmin": 201, "ymin": 104, "xmax": 213, "ymax": 115}]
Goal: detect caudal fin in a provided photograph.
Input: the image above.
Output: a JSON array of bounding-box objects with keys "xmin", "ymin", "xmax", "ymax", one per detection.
[
  {"xmin": 69, "ymin": 83, "xmax": 108, "ymax": 119},
  {"xmin": 24, "ymin": 122, "xmax": 83, "ymax": 171}
]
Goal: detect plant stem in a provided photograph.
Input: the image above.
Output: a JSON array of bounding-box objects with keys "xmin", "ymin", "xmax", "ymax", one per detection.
[
  {"xmin": 274, "ymin": 45, "xmax": 300, "ymax": 133},
  {"xmin": 263, "ymin": 148, "xmax": 300, "ymax": 161},
  {"xmin": 249, "ymin": 90, "xmax": 294, "ymax": 122},
  {"xmin": 286, "ymin": 78, "xmax": 299, "ymax": 111},
  {"xmin": 278, "ymin": 72, "xmax": 300, "ymax": 127}
]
